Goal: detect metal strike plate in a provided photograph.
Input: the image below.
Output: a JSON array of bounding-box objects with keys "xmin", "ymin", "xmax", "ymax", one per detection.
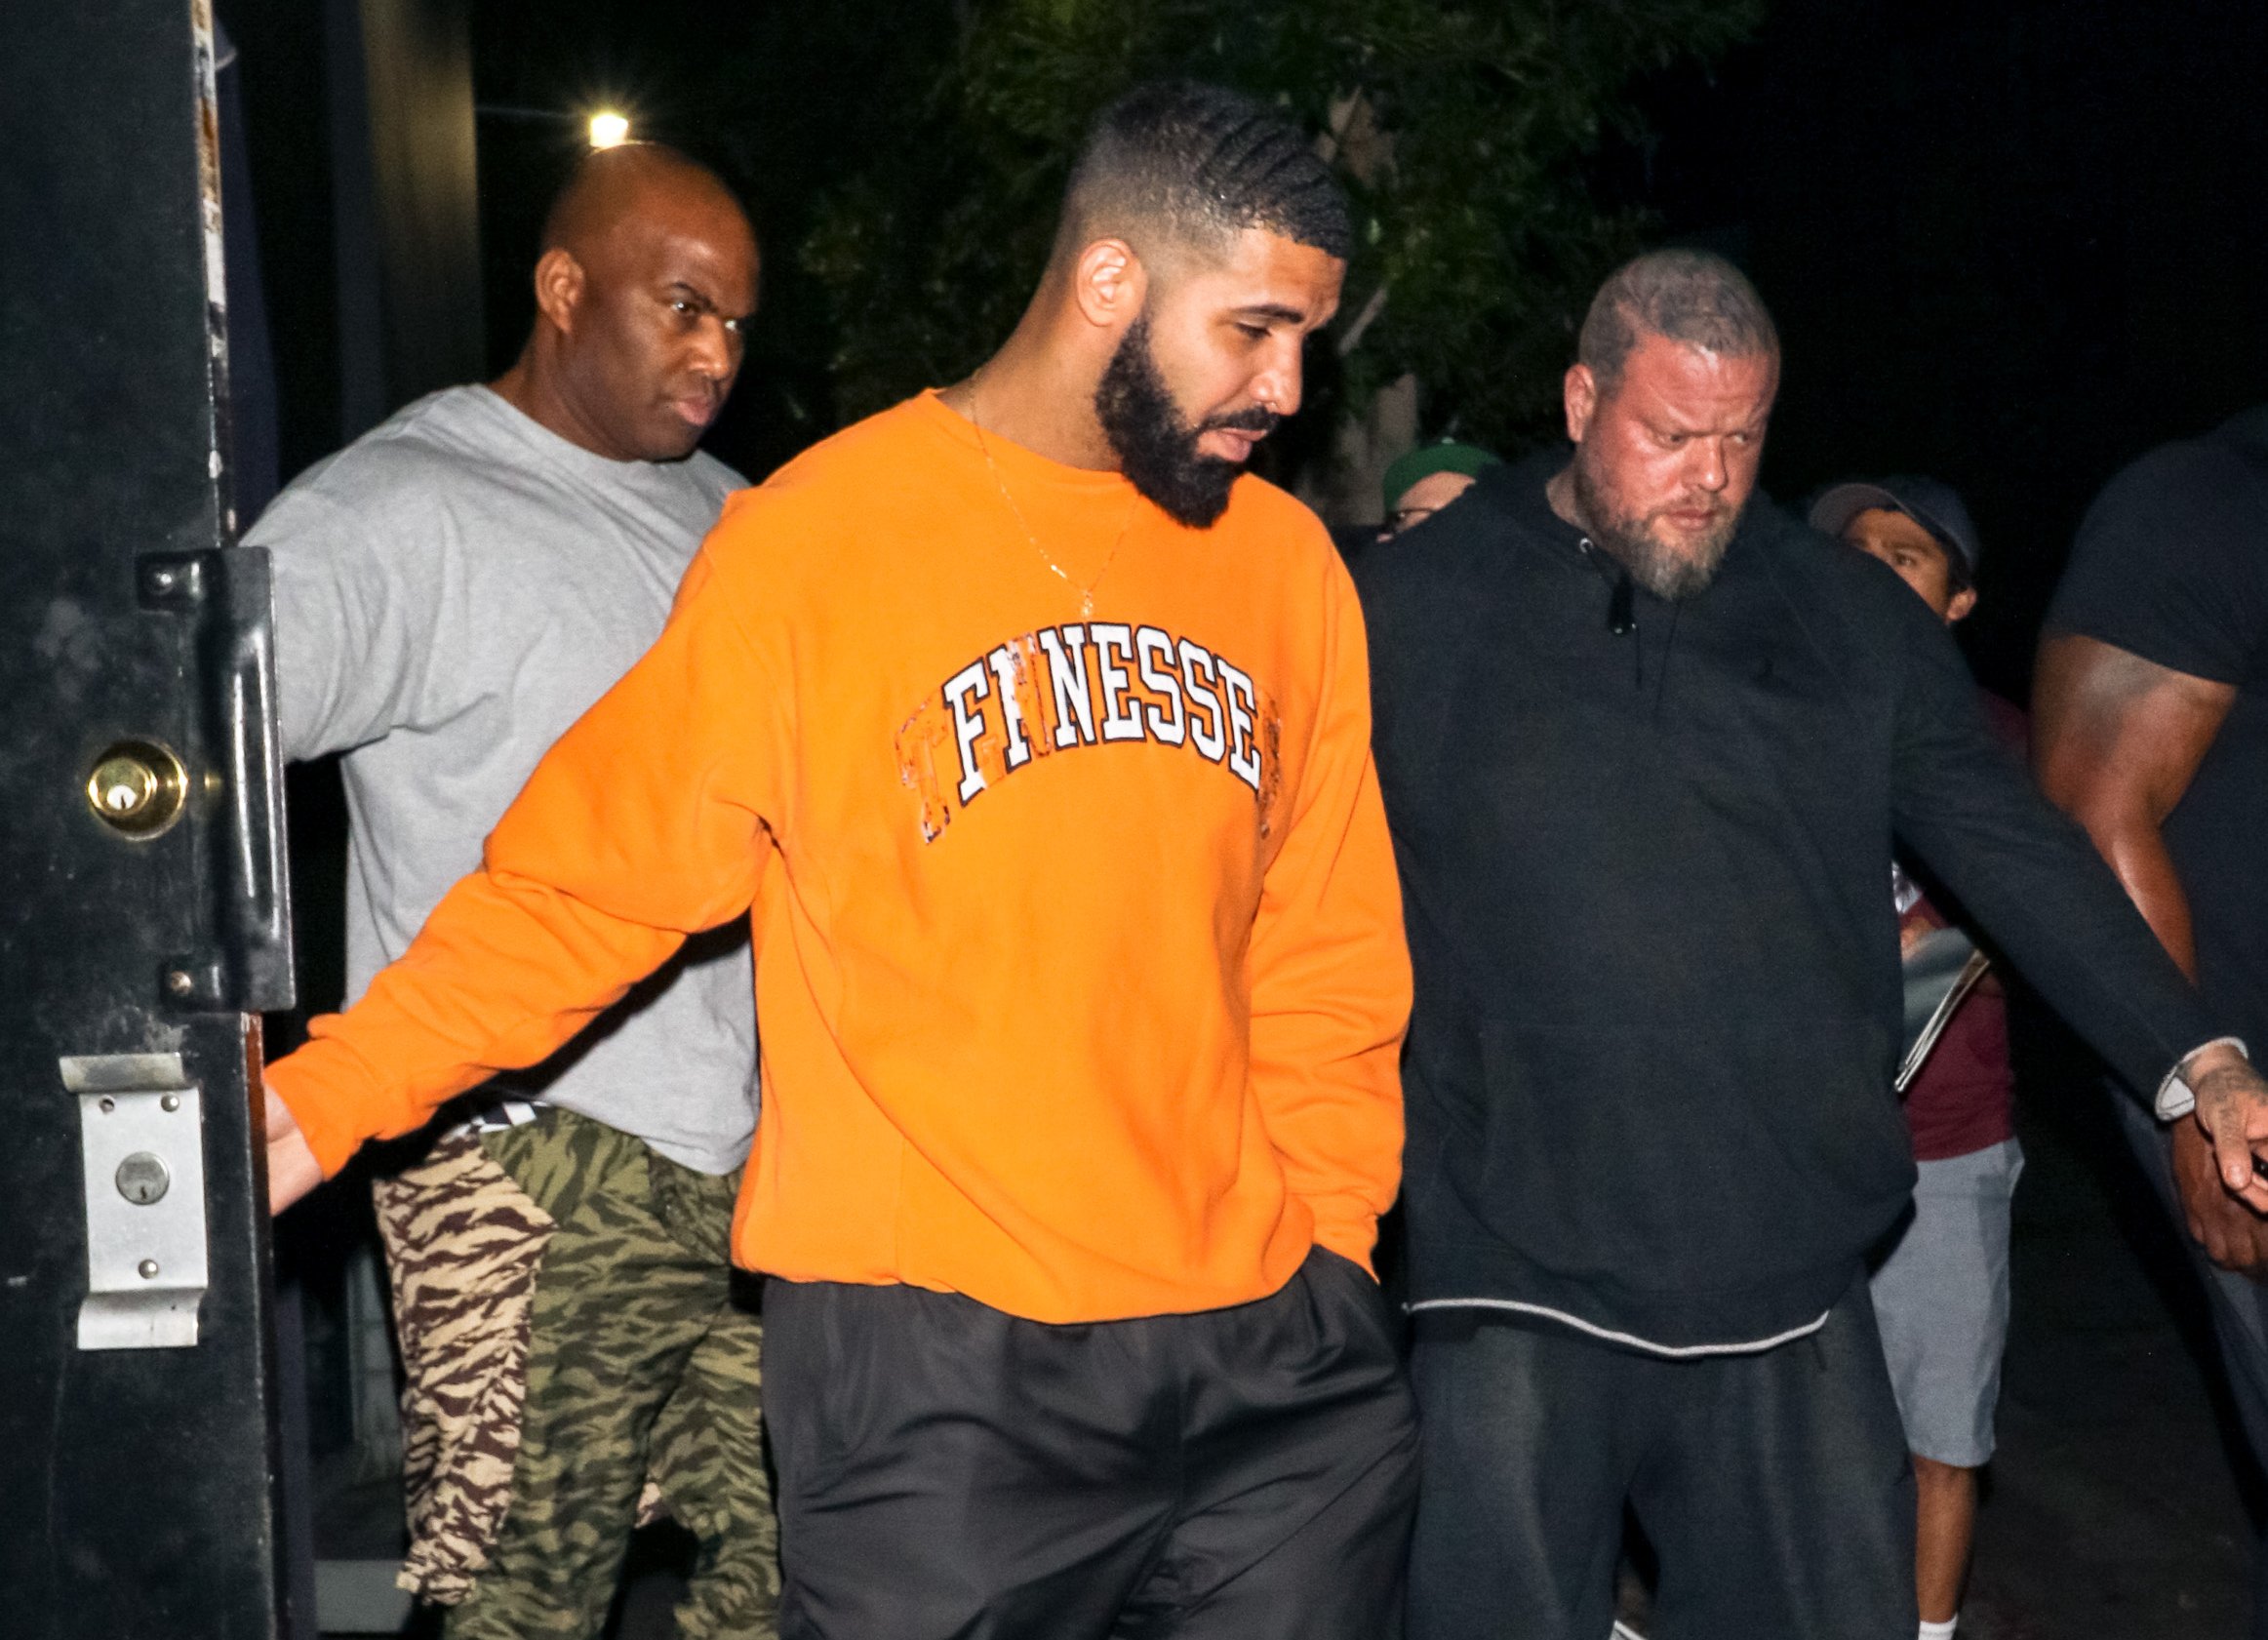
[{"xmin": 62, "ymin": 1053, "xmax": 209, "ymax": 1350}]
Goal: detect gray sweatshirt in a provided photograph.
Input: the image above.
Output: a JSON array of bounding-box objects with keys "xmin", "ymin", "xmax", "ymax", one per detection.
[{"xmin": 252, "ymin": 385, "xmax": 758, "ymax": 1174}]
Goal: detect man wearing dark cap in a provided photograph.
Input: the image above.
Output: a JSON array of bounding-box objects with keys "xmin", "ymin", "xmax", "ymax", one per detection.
[
  {"xmin": 1381, "ymin": 440, "xmax": 1502, "ymax": 538},
  {"xmin": 1813, "ymin": 477, "xmax": 2024, "ymax": 1640},
  {"xmin": 1816, "ymin": 477, "xmax": 1982, "ymax": 630},
  {"xmin": 1357, "ymin": 248, "xmax": 2268, "ymax": 1639}
]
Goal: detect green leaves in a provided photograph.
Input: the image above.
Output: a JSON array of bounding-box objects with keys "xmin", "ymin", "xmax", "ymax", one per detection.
[{"xmin": 798, "ymin": 0, "xmax": 1764, "ymax": 475}]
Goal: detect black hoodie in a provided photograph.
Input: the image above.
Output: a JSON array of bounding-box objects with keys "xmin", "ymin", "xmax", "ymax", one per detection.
[{"xmin": 1355, "ymin": 452, "xmax": 2218, "ymax": 1351}]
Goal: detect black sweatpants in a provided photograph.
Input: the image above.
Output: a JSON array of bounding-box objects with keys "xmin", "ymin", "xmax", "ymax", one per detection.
[
  {"xmin": 1408, "ymin": 1275, "xmax": 1916, "ymax": 1640},
  {"xmin": 763, "ymin": 1247, "xmax": 1418, "ymax": 1639}
]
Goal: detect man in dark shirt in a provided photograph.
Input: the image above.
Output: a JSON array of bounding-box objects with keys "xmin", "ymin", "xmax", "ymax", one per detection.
[
  {"xmin": 1813, "ymin": 476, "xmax": 2024, "ymax": 1639},
  {"xmin": 2035, "ymin": 411, "xmax": 2268, "ymax": 1637},
  {"xmin": 1356, "ymin": 250, "xmax": 2268, "ymax": 1640}
]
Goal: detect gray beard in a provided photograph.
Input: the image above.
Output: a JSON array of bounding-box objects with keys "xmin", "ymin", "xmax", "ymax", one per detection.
[{"xmin": 1571, "ymin": 460, "xmax": 1736, "ymax": 601}]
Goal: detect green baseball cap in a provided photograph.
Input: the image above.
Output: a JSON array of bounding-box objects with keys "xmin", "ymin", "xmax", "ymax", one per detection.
[{"xmin": 1383, "ymin": 440, "xmax": 1502, "ymax": 514}]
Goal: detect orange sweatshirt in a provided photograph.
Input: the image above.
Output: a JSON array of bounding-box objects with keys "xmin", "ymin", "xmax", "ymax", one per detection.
[{"xmin": 269, "ymin": 390, "xmax": 1411, "ymax": 1324}]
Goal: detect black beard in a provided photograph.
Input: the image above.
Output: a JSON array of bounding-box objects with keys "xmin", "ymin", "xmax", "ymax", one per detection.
[
  {"xmin": 1571, "ymin": 455, "xmax": 1736, "ymax": 601},
  {"xmin": 1094, "ymin": 315, "xmax": 1278, "ymax": 529}
]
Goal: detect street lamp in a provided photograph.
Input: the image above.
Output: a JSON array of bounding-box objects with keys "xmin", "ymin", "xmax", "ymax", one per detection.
[{"xmin": 588, "ymin": 110, "xmax": 630, "ymax": 149}]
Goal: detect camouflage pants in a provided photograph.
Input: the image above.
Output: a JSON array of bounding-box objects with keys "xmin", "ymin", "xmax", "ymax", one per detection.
[{"xmin": 372, "ymin": 1106, "xmax": 779, "ymax": 1639}]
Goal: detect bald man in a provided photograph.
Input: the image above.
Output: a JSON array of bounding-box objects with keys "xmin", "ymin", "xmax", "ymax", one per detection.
[{"xmin": 248, "ymin": 145, "xmax": 776, "ymax": 1636}]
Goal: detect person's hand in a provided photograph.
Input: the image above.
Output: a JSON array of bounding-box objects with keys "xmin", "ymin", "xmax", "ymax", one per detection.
[
  {"xmin": 2185, "ymin": 1042, "xmax": 2268, "ymax": 1216},
  {"xmin": 2170, "ymin": 1118, "xmax": 2268, "ymax": 1277},
  {"xmin": 264, "ymin": 1082, "xmax": 324, "ymax": 1215}
]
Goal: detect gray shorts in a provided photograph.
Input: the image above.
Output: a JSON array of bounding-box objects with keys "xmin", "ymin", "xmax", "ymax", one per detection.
[{"xmin": 1867, "ymin": 1136, "xmax": 2023, "ymax": 1468}]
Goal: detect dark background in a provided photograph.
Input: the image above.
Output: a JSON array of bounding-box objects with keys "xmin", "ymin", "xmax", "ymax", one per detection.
[
  {"xmin": 224, "ymin": 0, "xmax": 2268, "ymax": 707},
  {"xmin": 1620, "ymin": 0, "xmax": 2268, "ymax": 699}
]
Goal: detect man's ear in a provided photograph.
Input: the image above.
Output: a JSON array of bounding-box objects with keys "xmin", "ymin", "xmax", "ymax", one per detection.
[
  {"xmin": 531, "ymin": 248, "xmax": 586, "ymax": 339},
  {"xmin": 1070, "ymin": 238, "xmax": 1145, "ymax": 330},
  {"xmin": 1563, "ymin": 363, "xmax": 1598, "ymax": 444},
  {"xmin": 1947, "ymin": 585, "xmax": 1978, "ymax": 624}
]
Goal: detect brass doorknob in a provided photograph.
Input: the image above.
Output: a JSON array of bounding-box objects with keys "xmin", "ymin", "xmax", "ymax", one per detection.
[{"xmin": 85, "ymin": 740, "xmax": 187, "ymax": 838}]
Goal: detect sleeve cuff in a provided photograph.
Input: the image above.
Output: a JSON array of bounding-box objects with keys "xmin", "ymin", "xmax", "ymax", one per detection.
[
  {"xmin": 2158, "ymin": 1036, "xmax": 2251, "ymax": 1121},
  {"xmin": 266, "ymin": 1040, "xmax": 402, "ymax": 1178}
]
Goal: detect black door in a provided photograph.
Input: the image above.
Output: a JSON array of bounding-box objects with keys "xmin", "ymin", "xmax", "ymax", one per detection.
[{"xmin": 0, "ymin": 3, "xmax": 294, "ymax": 1633}]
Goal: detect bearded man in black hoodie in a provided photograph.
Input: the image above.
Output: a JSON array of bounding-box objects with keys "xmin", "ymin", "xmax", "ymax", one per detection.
[{"xmin": 1355, "ymin": 249, "xmax": 2268, "ymax": 1640}]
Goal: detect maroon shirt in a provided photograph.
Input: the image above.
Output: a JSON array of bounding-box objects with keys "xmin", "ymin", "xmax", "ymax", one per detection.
[{"xmin": 1899, "ymin": 693, "xmax": 2028, "ymax": 1162}]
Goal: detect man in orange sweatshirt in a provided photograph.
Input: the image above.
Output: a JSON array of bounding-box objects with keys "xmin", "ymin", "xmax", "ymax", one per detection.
[{"xmin": 263, "ymin": 80, "xmax": 1415, "ymax": 1638}]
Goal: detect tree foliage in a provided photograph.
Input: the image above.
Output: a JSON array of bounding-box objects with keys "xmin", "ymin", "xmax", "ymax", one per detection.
[{"xmin": 801, "ymin": 0, "xmax": 1765, "ymax": 470}]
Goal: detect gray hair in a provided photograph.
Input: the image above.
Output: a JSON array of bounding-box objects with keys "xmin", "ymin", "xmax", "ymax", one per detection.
[{"xmin": 1577, "ymin": 249, "xmax": 1778, "ymax": 396}]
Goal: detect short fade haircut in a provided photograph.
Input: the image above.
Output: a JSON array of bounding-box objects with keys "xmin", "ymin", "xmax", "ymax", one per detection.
[
  {"xmin": 1057, "ymin": 80, "xmax": 1353, "ymax": 266},
  {"xmin": 1577, "ymin": 249, "xmax": 1778, "ymax": 397}
]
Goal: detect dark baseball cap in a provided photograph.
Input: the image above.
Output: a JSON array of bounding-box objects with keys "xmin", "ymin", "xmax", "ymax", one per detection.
[{"xmin": 1809, "ymin": 476, "xmax": 1981, "ymax": 580}]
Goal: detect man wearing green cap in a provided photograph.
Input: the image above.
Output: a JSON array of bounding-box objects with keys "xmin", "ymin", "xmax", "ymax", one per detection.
[{"xmin": 1381, "ymin": 440, "xmax": 1500, "ymax": 538}]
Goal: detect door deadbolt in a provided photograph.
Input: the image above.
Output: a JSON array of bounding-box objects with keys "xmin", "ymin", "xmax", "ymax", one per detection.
[{"xmin": 85, "ymin": 740, "xmax": 187, "ymax": 838}]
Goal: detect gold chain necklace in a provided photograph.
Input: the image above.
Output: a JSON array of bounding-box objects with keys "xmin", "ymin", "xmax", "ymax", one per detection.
[{"xmin": 969, "ymin": 397, "xmax": 1133, "ymax": 619}]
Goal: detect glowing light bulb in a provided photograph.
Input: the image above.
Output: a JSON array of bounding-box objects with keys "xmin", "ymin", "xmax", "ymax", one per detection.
[{"xmin": 588, "ymin": 111, "xmax": 630, "ymax": 149}]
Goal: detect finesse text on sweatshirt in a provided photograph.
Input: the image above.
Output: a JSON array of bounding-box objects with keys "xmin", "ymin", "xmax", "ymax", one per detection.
[{"xmin": 268, "ymin": 390, "xmax": 1411, "ymax": 1325}]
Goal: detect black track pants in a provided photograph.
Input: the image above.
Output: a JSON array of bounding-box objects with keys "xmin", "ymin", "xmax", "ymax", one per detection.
[
  {"xmin": 763, "ymin": 1247, "xmax": 1418, "ymax": 1640},
  {"xmin": 1408, "ymin": 1275, "xmax": 1916, "ymax": 1640}
]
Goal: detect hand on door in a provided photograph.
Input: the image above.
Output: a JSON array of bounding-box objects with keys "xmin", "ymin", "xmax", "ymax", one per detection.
[{"xmin": 263, "ymin": 1083, "xmax": 322, "ymax": 1214}]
